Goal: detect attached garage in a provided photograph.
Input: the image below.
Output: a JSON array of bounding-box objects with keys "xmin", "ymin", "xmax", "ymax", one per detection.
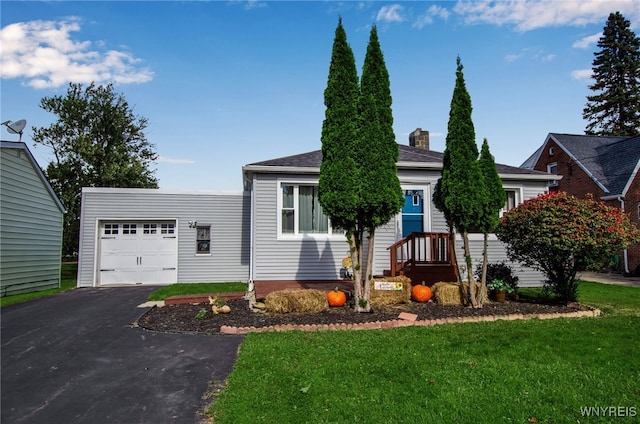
[
  {"xmin": 98, "ymin": 221, "xmax": 177, "ymax": 285},
  {"xmin": 77, "ymin": 188, "xmax": 250, "ymax": 288}
]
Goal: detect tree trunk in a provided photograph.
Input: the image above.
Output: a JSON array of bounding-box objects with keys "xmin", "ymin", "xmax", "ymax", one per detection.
[
  {"xmin": 477, "ymin": 232, "xmax": 489, "ymax": 308},
  {"xmin": 354, "ymin": 230, "xmax": 374, "ymax": 313},
  {"xmin": 464, "ymin": 231, "xmax": 478, "ymax": 308},
  {"xmin": 448, "ymin": 224, "xmax": 462, "ymax": 284}
]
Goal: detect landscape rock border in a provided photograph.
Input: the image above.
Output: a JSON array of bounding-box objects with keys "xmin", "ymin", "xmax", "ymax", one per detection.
[{"xmin": 216, "ymin": 304, "xmax": 601, "ymax": 335}]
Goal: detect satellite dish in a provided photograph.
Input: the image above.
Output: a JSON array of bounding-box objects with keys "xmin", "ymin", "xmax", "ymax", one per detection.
[
  {"xmin": 2, "ymin": 119, "xmax": 26, "ymax": 141},
  {"xmin": 6, "ymin": 119, "xmax": 26, "ymax": 134}
]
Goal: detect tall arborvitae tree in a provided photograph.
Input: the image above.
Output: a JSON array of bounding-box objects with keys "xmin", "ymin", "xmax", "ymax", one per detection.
[
  {"xmin": 319, "ymin": 21, "xmax": 402, "ymax": 312},
  {"xmin": 353, "ymin": 25, "xmax": 404, "ymax": 312},
  {"xmin": 583, "ymin": 11, "xmax": 640, "ymax": 136},
  {"xmin": 477, "ymin": 138, "xmax": 506, "ymax": 304},
  {"xmin": 435, "ymin": 57, "xmax": 486, "ymax": 308},
  {"xmin": 319, "ymin": 17, "xmax": 360, "ymax": 232}
]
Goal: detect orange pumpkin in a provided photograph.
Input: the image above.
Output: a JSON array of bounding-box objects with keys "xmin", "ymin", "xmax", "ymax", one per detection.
[
  {"xmin": 411, "ymin": 283, "xmax": 432, "ymax": 303},
  {"xmin": 327, "ymin": 287, "xmax": 347, "ymax": 307}
]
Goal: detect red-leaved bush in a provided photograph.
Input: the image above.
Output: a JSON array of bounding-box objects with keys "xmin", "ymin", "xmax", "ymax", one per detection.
[{"xmin": 496, "ymin": 191, "xmax": 640, "ymax": 302}]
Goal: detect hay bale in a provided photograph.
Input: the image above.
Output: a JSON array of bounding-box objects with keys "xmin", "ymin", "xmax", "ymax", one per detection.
[
  {"xmin": 370, "ymin": 276, "xmax": 412, "ymax": 306},
  {"xmin": 264, "ymin": 289, "xmax": 328, "ymax": 314},
  {"xmin": 432, "ymin": 281, "xmax": 489, "ymax": 305}
]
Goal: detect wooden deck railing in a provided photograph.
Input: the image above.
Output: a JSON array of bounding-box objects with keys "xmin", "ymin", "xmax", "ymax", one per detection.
[{"xmin": 387, "ymin": 232, "xmax": 453, "ymax": 277}]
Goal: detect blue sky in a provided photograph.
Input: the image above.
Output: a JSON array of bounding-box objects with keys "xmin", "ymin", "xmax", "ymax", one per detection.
[{"xmin": 2, "ymin": 1, "xmax": 639, "ymax": 192}]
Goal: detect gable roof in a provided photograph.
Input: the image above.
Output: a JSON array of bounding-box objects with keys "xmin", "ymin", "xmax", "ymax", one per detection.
[
  {"xmin": 244, "ymin": 143, "xmax": 551, "ymax": 180},
  {"xmin": 1, "ymin": 141, "xmax": 66, "ymax": 213},
  {"xmin": 538, "ymin": 133, "xmax": 640, "ymax": 196}
]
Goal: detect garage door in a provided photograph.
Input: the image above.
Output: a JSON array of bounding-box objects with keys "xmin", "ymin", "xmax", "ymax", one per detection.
[{"xmin": 99, "ymin": 221, "xmax": 177, "ymax": 285}]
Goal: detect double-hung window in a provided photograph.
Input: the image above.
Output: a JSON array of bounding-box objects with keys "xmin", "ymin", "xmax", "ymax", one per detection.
[
  {"xmin": 196, "ymin": 226, "xmax": 211, "ymax": 254},
  {"xmin": 501, "ymin": 188, "xmax": 522, "ymax": 217},
  {"xmin": 281, "ymin": 184, "xmax": 330, "ymax": 235}
]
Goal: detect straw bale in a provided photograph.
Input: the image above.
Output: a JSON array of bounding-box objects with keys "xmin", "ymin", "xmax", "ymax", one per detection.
[
  {"xmin": 370, "ymin": 276, "xmax": 412, "ymax": 307},
  {"xmin": 432, "ymin": 281, "xmax": 489, "ymax": 305},
  {"xmin": 264, "ymin": 289, "xmax": 328, "ymax": 314}
]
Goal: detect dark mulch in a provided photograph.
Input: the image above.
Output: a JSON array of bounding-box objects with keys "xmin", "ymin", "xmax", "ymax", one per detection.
[{"xmin": 138, "ymin": 297, "xmax": 580, "ymax": 334}]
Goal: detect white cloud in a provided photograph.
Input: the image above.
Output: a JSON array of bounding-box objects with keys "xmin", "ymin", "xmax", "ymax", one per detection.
[
  {"xmin": 453, "ymin": 0, "xmax": 640, "ymax": 32},
  {"xmin": 244, "ymin": 0, "xmax": 267, "ymax": 10},
  {"xmin": 156, "ymin": 156, "xmax": 196, "ymax": 164},
  {"xmin": 573, "ymin": 32, "xmax": 601, "ymax": 48},
  {"xmin": 0, "ymin": 18, "xmax": 153, "ymax": 89},
  {"xmin": 505, "ymin": 53, "xmax": 523, "ymax": 62},
  {"xmin": 376, "ymin": 4, "xmax": 404, "ymax": 23},
  {"xmin": 504, "ymin": 47, "xmax": 555, "ymax": 63},
  {"xmin": 571, "ymin": 69, "xmax": 593, "ymax": 80},
  {"xmin": 414, "ymin": 5, "xmax": 451, "ymax": 29}
]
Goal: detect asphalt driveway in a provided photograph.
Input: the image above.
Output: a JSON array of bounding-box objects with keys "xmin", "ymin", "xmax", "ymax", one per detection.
[{"xmin": 1, "ymin": 287, "xmax": 244, "ymax": 424}]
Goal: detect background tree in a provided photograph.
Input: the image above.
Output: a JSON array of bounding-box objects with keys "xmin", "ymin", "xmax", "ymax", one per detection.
[
  {"xmin": 496, "ymin": 192, "xmax": 640, "ymax": 303},
  {"xmin": 583, "ymin": 11, "xmax": 640, "ymax": 136},
  {"xmin": 33, "ymin": 82, "xmax": 158, "ymax": 257},
  {"xmin": 319, "ymin": 22, "xmax": 403, "ymax": 312},
  {"xmin": 476, "ymin": 138, "xmax": 506, "ymax": 301},
  {"xmin": 434, "ymin": 57, "xmax": 486, "ymax": 308}
]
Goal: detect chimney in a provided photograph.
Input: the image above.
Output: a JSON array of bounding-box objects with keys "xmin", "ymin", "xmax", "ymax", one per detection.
[{"xmin": 409, "ymin": 128, "xmax": 429, "ymax": 150}]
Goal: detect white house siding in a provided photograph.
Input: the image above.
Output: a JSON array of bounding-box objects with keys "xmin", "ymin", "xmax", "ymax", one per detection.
[
  {"xmin": 78, "ymin": 188, "xmax": 250, "ymax": 287},
  {"xmin": 1, "ymin": 144, "xmax": 64, "ymax": 296},
  {"xmin": 249, "ymin": 170, "xmax": 550, "ymax": 284}
]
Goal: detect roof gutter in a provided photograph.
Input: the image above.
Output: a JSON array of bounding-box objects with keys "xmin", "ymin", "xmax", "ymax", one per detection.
[{"xmin": 243, "ymin": 163, "xmax": 560, "ymax": 182}]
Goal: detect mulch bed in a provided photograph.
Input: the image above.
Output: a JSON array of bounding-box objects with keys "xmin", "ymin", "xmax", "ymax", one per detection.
[{"xmin": 138, "ymin": 298, "xmax": 581, "ymax": 334}]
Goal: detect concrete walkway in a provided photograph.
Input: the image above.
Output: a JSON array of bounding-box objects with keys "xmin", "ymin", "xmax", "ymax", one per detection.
[
  {"xmin": 578, "ymin": 271, "xmax": 640, "ymax": 288},
  {"xmin": 1, "ymin": 287, "xmax": 244, "ymax": 424}
]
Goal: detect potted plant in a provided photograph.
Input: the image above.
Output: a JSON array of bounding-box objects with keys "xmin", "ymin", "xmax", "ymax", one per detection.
[
  {"xmin": 475, "ymin": 261, "xmax": 520, "ymax": 300},
  {"xmin": 487, "ymin": 279, "xmax": 514, "ymax": 303}
]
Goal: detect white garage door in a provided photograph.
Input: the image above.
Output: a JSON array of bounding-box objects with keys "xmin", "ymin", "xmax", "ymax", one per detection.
[{"xmin": 99, "ymin": 221, "xmax": 177, "ymax": 285}]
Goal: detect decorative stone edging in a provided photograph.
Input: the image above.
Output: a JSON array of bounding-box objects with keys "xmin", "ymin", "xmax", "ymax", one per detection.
[{"xmin": 218, "ymin": 305, "xmax": 601, "ymax": 335}]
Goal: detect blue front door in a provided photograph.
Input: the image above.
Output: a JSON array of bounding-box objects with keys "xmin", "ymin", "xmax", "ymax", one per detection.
[{"xmin": 402, "ymin": 190, "xmax": 424, "ymax": 237}]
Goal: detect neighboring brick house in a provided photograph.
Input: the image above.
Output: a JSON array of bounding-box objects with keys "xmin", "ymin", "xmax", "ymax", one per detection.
[{"xmin": 522, "ymin": 133, "xmax": 640, "ymax": 275}]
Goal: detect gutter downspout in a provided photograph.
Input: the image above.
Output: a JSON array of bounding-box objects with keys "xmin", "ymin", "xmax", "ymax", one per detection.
[{"xmin": 249, "ymin": 174, "xmax": 257, "ymax": 289}]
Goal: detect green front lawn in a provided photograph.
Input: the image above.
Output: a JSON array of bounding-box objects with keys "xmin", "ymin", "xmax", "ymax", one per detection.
[{"xmin": 209, "ymin": 282, "xmax": 640, "ymax": 423}]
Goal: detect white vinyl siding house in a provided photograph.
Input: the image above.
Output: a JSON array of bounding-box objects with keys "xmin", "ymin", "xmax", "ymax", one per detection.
[
  {"xmin": 77, "ymin": 142, "xmax": 555, "ymax": 289},
  {"xmin": 77, "ymin": 188, "xmax": 250, "ymax": 287},
  {"xmin": 1, "ymin": 141, "xmax": 65, "ymax": 296},
  {"xmin": 242, "ymin": 147, "xmax": 553, "ymax": 287}
]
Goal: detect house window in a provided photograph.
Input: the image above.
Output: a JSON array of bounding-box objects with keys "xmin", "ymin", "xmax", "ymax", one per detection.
[
  {"xmin": 501, "ymin": 189, "xmax": 521, "ymax": 217},
  {"xmin": 196, "ymin": 226, "xmax": 211, "ymax": 254},
  {"xmin": 280, "ymin": 184, "xmax": 330, "ymax": 235},
  {"xmin": 547, "ymin": 162, "xmax": 559, "ymax": 188},
  {"xmin": 549, "ymin": 146, "xmax": 554, "ymax": 156},
  {"xmin": 104, "ymin": 224, "xmax": 119, "ymax": 235}
]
